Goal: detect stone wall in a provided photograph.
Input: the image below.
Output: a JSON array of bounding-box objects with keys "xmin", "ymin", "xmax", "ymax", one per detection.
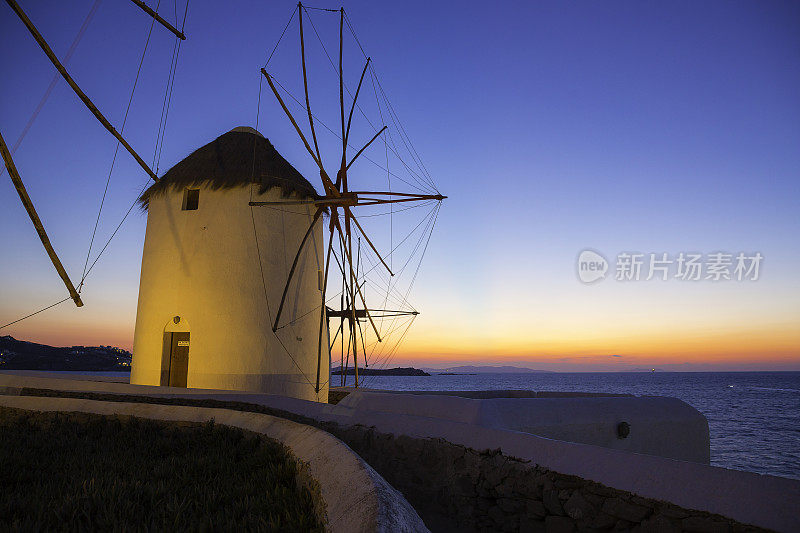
[{"xmin": 329, "ymin": 424, "xmax": 767, "ymax": 533}]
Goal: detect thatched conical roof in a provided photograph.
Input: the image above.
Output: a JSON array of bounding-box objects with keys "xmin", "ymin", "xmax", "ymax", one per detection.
[{"xmin": 139, "ymin": 127, "xmax": 319, "ymax": 209}]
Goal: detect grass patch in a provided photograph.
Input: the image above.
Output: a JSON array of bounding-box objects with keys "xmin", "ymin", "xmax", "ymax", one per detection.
[{"xmin": 0, "ymin": 407, "xmax": 326, "ymax": 532}]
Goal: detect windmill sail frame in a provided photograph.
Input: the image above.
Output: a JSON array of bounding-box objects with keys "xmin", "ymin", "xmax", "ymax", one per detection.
[{"xmin": 252, "ymin": 3, "xmax": 445, "ymax": 391}]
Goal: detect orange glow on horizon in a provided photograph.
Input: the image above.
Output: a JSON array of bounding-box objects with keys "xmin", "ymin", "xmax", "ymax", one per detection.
[
  {"xmin": 389, "ymin": 320, "xmax": 800, "ymax": 369},
  {"xmin": 3, "ymin": 297, "xmax": 798, "ymax": 371}
]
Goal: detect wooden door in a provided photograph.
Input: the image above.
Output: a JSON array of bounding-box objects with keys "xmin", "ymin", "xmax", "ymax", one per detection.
[{"xmin": 168, "ymin": 332, "xmax": 190, "ymax": 387}]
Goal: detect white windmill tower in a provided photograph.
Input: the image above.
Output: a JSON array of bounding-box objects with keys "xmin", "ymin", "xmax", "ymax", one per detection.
[{"xmin": 130, "ymin": 127, "xmax": 328, "ymax": 402}]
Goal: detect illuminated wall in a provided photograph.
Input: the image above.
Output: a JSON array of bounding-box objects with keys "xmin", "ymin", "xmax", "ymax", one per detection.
[{"xmin": 130, "ymin": 183, "xmax": 328, "ymax": 401}]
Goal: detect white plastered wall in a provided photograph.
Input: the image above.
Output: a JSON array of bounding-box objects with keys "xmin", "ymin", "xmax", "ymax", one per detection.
[{"xmin": 130, "ymin": 183, "xmax": 329, "ymax": 402}]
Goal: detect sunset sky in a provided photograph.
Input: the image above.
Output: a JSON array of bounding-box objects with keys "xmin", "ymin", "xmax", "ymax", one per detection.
[{"xmin": 1, "ymin": 1, "xmax": 798, "ymax": 371}]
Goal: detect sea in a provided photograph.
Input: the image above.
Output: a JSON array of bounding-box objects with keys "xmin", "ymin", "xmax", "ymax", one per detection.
[{"xmin": 339, "ymin": 371, "xmax": 800, "ymax": 480}]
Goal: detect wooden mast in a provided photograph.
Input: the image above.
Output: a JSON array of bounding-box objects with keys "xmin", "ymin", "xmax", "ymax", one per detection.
[
  {"xmin": 315, "ymin": 223, "xmax": 336, "ymax": 392},
  {"xmin": 298, "ymin": 3, "xmax": 322, "ymax": 165},
  {"xmin": 4, "ymin": 0, "xmax": 158, "ymax": 182},
  {"xmin": 346, "ymin": 126, "xmax": 387, "ymax": 170},
  {"xmin": 0, "ymin": 131, "xmax": 83, "ymax": 307},
  {"xmin": 338, "ymin": 7, "xmax": 359, "ymax": 387},
  {"xmin": 129, "ymin": 0, "xmax": 186, "ymax": 40}
]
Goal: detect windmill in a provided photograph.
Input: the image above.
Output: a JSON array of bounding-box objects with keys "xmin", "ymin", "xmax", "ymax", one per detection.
[
  {"xmin": 2, "ymin": 0, "xmax": 442, "ymax": 399},
  {"xmin": 251, "ymin": 3, "xmax": 446, "ymax": 391}
]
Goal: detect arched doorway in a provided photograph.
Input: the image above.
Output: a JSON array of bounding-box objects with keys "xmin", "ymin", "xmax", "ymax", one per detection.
[{"xmin": 161, "ymin": 316, "xmax": 190, "ymax": 387}]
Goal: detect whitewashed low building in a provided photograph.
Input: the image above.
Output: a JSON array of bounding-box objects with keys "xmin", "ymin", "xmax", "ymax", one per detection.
[{"xmin": 130, "ymin": 127, "xmax": 328, "ymax": 402}]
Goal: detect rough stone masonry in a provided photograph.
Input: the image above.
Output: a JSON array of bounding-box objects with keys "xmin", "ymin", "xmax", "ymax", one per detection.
[{"xmin": 329, "ymin": 424, "xmax": 771, "ymax": 533}]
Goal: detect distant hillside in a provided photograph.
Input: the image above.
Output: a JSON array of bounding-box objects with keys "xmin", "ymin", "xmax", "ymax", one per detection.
[
  {"xmin": 425, "ymin": 365, "xmax": 553, "ymax": 374},
  {"xmin": 0, "ymin": 336, "xmax": 131, "ymax": 371},
  {"xmin": 331, "ymin": 366, "xmax": 430, "ymax": 376}
]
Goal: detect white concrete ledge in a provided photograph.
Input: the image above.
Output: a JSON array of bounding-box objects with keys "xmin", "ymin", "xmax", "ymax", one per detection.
[
  {"xmin": 338, "ymin": 391, "xmax": 711, "ymax": 463},
  {"xmin": 0, "ymin": 395, "xmax": 428, "ymax": 533}
]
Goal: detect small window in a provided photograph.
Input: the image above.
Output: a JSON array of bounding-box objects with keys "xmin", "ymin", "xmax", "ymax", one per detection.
[{"xmin": 182, "ymin": 188, "xmax": 199, "ymax": 211}]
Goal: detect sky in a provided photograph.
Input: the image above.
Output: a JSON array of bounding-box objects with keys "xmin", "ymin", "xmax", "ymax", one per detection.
[{"xmin": 1, "ymin": 0, "xmax": 799, "ymax": 371}]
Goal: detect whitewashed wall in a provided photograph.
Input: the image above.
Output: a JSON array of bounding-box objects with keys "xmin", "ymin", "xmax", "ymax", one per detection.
[{"xmin": 130, "ymin": 184, "xmax": 328, "ymax": 401}]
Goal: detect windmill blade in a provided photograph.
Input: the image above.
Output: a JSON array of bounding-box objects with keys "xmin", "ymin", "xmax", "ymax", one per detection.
[
  {"xmin": 129, "ymin": 0, "xmax": 186, "ymax": 40},
  {"xmin": 345, "ymin": 206, "xmax": 393, "ymax": 276},
  {"xmin": 339, "ymin": 275, "xmax": 346, "ymax": 386},
  {"xmin": 345, "ymin": 58, "xmax": 371, "ymax": 146},
  {"xmin": 356, "ymin": 195, "xmax": 445, "ymax": 207},
  {"xmin": 332, "ymin": 216, "xmax": 382, "ymax": 342},
  {"xmin": 346, "ymin": 126, "xmax": 387, "ymax": 170},
  {"xmin": 315, "ymin": 222, "xmax": 336, "ymax": 393},
  {"xmin": 249, "ymin": 194, "xmax": 358, "ymax": 208},
  {"xmin": 355, "ymin": 307, "xmax": 368, "ymax": 366},
  {"xmin": 328, "ymin": 317, "xmax": 343, "ymax": 351},
  {"xmin": 338, "ymin": 7, "xmax": 346, "ymax": 174},
  {"xmin": 249, "ymin": 199, "xmax": 318, "ymax": 207},
  {"xmin": 350, "ymin": 191, "xmax": 446, "ymax": 198},
  {"xmin": 344, "ymin": 212, "xmax": 360, "ymax": 386},
  {"xmin": 298, "ymin": 4, "xmax": 322, "ymax": 166},
  {"xmin": 261, "ymin": 68, "xmax": 323, "ymax": 171},
  {"xmin": 0, "ymin": 131, "xmax": 83, "ymax": 307}
]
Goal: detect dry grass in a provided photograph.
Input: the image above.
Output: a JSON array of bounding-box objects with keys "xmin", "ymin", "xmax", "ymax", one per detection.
[{"xmin": 0, "ymin": 407, "xmax": 326, "ymax": 532}]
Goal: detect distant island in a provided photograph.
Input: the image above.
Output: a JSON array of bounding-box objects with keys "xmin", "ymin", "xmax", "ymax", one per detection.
[
  {"xmin": 424, "ymin": 365, "xmax": 553, "ymax": 374},
  {"xmin": 331, "ymin": 366, "xmax": 430, "ymax": 376},
  {"xmin": 0, "ymin": 336, "xmax": 131, "ymax": 372}
]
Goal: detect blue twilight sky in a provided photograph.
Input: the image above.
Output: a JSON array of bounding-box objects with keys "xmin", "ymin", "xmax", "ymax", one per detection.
[{"xmin": 1, "ymin": 1, "xmax": 798, "ymax": 370}]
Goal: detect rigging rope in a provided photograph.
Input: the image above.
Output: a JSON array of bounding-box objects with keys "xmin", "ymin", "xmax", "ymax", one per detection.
[
  {"xmin": 360, "ymin": 314, "xmax": 416, "ymax": 387},
  {"xmin": 368, "ymin": 56, "xmax": 393, "ymax": 323},
  {"xmin": 301, "ymin": 7, "xmax": 436, "ymax": 194},
  {"xmin": 302, "ymin": 5, "xmax": 338, "ymax": 12},
  {"xmin": 311, "ymin": 8, "xmax": 440, "ymax": 193},
  {"xmin": 0, "ymin": 298, "xmax": 70, "ymax": 331},
  {"xmin": 345, "ymin": 8, "xmax": 445, "ymax": 372},
  {"xmin": 345, "ymin": 10, "xmax": 437, "ymax": 190},
  {"xmin": 152, "ymin": 3, "xmax": 186, "ymax": 173},
  {"xmin": 365, "ymin": 203, "xmax": 439, "ymax": 365},
  {"xmin": 368, "ymin": 63, "xmax": 439, "ymax": 193},
  {"xmin": 249, "ymin": 202, "xmax": 318, "ymax": 393},
  {"xmin": 246, "ymin": 7, "xmax": 321, "ymax": 398},
  {"xmin": 279, "ymin": 200, "xmax": 439, "ymax": 329},
  {"xmin": 267, "ymin": 73, "xmax": 431, "ymax": 195},
  {"xmin": 79, "ymin": 0, "xmax": 190, "ymax": 287},
  {"xmin": 0, "ymin": 0, "xmax": 102, "ymax": 179},
  {"xmin": 263, "ymin": 5, "xmax": 296, "ymax": 67},
  {"xmin": 0, "ymin": 1, "xmax": 103, "ymax": 330},
  {"xmin": 79, "ymin": 0, "xmax": 164, "ymax": 292}
]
